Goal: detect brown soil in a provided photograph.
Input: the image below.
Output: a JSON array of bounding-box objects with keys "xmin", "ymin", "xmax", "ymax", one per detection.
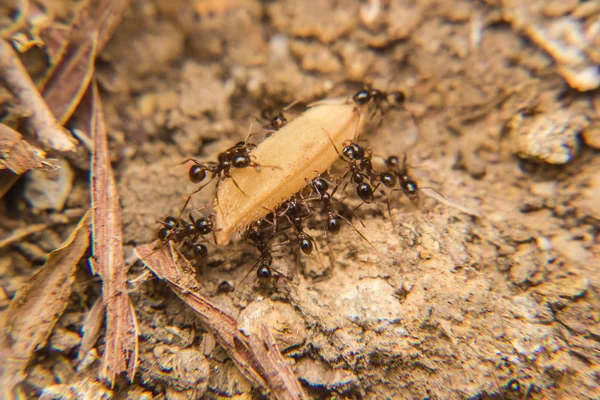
[{"xmin": 2, "ymin": 0, "xmax": 599, "ymax": 399}]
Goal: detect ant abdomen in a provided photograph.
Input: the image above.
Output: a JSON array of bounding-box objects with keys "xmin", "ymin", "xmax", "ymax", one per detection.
[
  {"xmin": 356, "ymin": 183, "xmax": 374, "ymax": 203},
  {"xmin": 300, "ymin": 238, "xmax": 313, "ymax": 255},
  {"xmin": 189, "ymin": 165, "xmax": 207, "ymax": 183},
  {"xmin": 257, "ymin": 265, "xmax": 272, "ymax": 279},
  {"xmin": 380, "ymin": 172, "xmax": 396, "ymax": 188},
  {"xmin": 327, "ymin": 216, "xmax": 341, "ymax": 235}
]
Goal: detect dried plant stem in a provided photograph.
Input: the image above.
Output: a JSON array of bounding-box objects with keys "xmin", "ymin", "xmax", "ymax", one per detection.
[{"xmin": 0, "ymin": 39, "xmax": 76, "ymax": 151}]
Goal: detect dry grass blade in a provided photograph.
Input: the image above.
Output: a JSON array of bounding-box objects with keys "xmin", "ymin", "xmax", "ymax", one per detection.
[
  {"xmin": 248, "ymin": 325, "xmax": 308, "ymax": 400},
  {"xmin": 43, "ymin": 35, "xmax": 98, "ymax": 126},
  {"xmin": 77, "ymin": 297, "xmax": 105, "ymax": 362},
  {"xmin": 0, "ymin": 0, "xmax": 29, "ymax": 37},
  {"xmin": 89, "ymin": 82, "xmax": 138, "ymax": 386},
  {"xmin": 0, "ymin": 210, "xmax": 90, "ymax": 398},
  {"xmin": 0, "ymin": 123, "xmax": 58, "ymax": 175},
  {"xmin": 0, "ymin": 39, "xmax": 76, "ymax": 152},
  {"xmin": 135, "ymin": 242, "xmax": 308, "ymax": 400},
  {"xmin": 0, "ymin": 208, "xmax": 85, "ymax": 248},
  {"xmin": 40, "ymin": 0, "xmax": 129, "ymax": 125},
  {"xmin": 72, "ymin": 0, "xmax": 129, "ymax": 54}
]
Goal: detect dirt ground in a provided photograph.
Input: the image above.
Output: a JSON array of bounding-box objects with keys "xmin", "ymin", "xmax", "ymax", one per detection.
[{"xmin": 1, "ymin": 0, "xmax": 599, "ymax": 399}]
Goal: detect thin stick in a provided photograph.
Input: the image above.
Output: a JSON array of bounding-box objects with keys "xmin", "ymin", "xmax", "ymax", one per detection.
[{"xmin": 0, "ymin": 39, "xmax": 76, "ymax": 151}]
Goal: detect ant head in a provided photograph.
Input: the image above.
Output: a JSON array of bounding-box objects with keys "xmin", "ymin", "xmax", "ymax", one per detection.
[
  {"xmin": 312, "ymin": 177, "xmax": 329, "ymax": 195},
  {"xmin": 164, "ymin": 216, "xmax": 178, "ymax": 229},
  {"xmin": 246, "ymin": 223, "xmax": 267, "ymax": 244},
  {"xmin": 380, "ymin": 172, "xmax": 396, "ymax": 188},
  {"xmin": 386, "ymin": 156, "xmax": 399, "ymax": 168},
  {"xmin": 192, "ymin": 243, "xmax": 208, "ymax": 259},
  {"xmin": 185, "ymin": 223, "xmax": 196, "ymax": 235},
  {"xmin": 233, "ymin": 155, "xmax": 250, "ymax": 168},
  {"xmin": 327, "ymin": 216, "xmax": 341, "ymax": 235},
  {"xmin": 158, "ymin": 227, "xmax": 171, "ymax": 240},
  {"xmin": 356, "ymin": 183, "xmax": 374, "ymax": 202},
  {"xmin": 352, "ymin": 90, "xmax": 371, "ymax": 106},
  {"xmin": 401, "ymin": 178, "xmax": 418, "ymax": 200},
  {"xmin": 189, "ymin": 165, "xmax": 207, "ymax": 183},
  {"xmin": 273, "ymin": 114, "xmax": 287, "ymax": 129},
  {"xmin": 388, "ymin": 90, "xmax": 405, "ymax": 106},
  {"xmin": 342, "ymin": 142, "xmax": 365, "ymax": 160},
  {"xmin": 217, "ymin": 280, "xmax": 234, "ymax": 293},
  {"xmin": 300, "ymin": 237, "xmax": 313, "ymax": 255},
  {"xmin": 194, "ymin": 218, "xmax": 213, "ymax": 235}
]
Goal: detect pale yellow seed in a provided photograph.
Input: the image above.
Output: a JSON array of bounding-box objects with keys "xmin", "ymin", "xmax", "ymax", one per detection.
[{"xmin": 215, "ymin": 99, "xmax": 368, "ymax": 245}]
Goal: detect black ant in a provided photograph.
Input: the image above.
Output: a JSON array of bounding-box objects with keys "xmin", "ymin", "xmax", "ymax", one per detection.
[
  {"xmin": 179, "ymin": 131, "xmax": 261, "ymax": 218},
  {"xmin": 242, "ymin": 217, "xmax": 277, "ymax": 281},
  {"xmin": 351, "ymin": 84, "xmax": 413, "ymax": 133},
  {"xmin": 261, "ymin": 109, "xmax": 288, "ymax": 132},
  {"xmin": 383, "ymin": 154, "xmax": 418, "ymax": 202},
  {"xmin": 305, "ymin": 175, "xmax": 380, "ymax": 255},
  {"xmin": 156, "ymin": 211, "xmax": 215, "ymax": 263},
  {"xmin": 259, "ymin": 99, "xmax": 300, "ymax": 134},
  {"xmin": 276, "ymin": 196, "xmax": 317, "ymax": 256},
  {"xmin": 352, "ymin": 86, "xmax": 406, "ymax": 117},
  {"xmin": 329, "ymin": 138, "xmax": 380, "ymax": 211}
]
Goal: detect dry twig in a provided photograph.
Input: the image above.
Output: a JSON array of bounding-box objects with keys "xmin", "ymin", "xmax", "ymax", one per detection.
[
  {"xmin": 0, "ymin": 208, "xmax": 85, "ymax": 248},
  {"xmin": 135, "ymin": 242, "xmax": 307, "ymax": 400},
  {"xmin": 88, "ymin": 82, "xmax": 138, "ymax": 386},
  {"xmin": 0, "ymin": 211, "xmax": 90, "ymax": 399},
  {"xmin": 0, "ymin": 123, "xmax": 58, "ymax": 175},
  {"xmin": 0, "ymin": 39, "xmax": 76, "ymax": 152}
]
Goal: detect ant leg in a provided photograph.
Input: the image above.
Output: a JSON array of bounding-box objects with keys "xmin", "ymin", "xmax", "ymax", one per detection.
[
  {"xmin": 379, "ymin": 188, "xmax": 399, "ymax": 236},
  {"xmin": 353, "ymin": 201, "xmax": 365, "ymax": 214},
  {"xmin": 237, "ymin": 257, "xmax": 262, "ymax": 289},
  {"xmin": 178, "ymin": 177, "xmax": 216, "ymax": 220},
  {"xmin": 331, "ymin": 194, "xmax": 366, "ymax": 228},
  {"xmin": 230, "ymin": 176, "xmax": 247, "ymax": 196},
  {"xmin": 331, "ymin": 174, "xmax": 350, "ymax": 198},
  {"xmin": 324, "ymin": 231, "xmax": 338, "ymax": 270},
  {"xmin": 337, "ymin": 213, "xmax": 381, "ymax": 256},
  {"xmin": 178, "ymin": 158, "xmax": 202, "ymax": 166},
  {"xmin": 244, "ymin": 117, "xmax": 259, "ymax": 145},
  {"xmin": 324, "ymin": 128, "xmax": 343, "ymax": 158},
  {"xmin": 189, "ymin": 204, "xmax": 209, "ymax": 218},
  {"xmin": 310, "ymin": 236, "xmax": 326, "ymax": 275},
  {"xmin": 351, "ymin": 106, "xmax": 362, "ymax": 142}
]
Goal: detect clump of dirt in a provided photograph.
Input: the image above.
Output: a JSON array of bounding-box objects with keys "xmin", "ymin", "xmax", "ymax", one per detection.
[{"xmin": 1, "ymin": 0, "xmax": 598, "ymax": 399}]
